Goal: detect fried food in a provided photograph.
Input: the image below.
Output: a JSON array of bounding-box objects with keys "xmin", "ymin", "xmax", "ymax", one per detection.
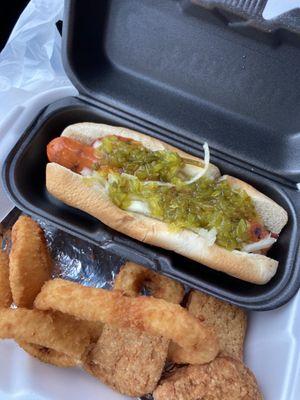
[
  {"xmin": 84, "ymin": 262, "xmax": 184, "ymax": 396},
  {"xmin": 168, "ymin": 290, "xmax": 247, "ymax": 363},
  {"xmin": 34, "ymin": 278, "xmax": 219, "ymax": 364},
  {"xmin": 168, "ymin": 340, "xmax": 216, "ymax": 365},
  {"xmin": 153, "ymin": 356, "xmax": 263, "ymax": 400},
  {"xmin": 9, "ymin": 216, "xmax": 52, "ymax": 307},
  {"xmin": 188, "ymin": 290, "xmax": 247, "ymax": 360},
  {"xmin": 114, "ymin": 262, "xmax": 184, "ymax": 303},
  {"xmin": 0, "ymin": 308, "xmax": 90, "ymax": 360},
  {"xmin": 85, "ymin": 326, "xmax": 169, "ymax": 396},
  {"xmin": 0, "ymin": 249, "xmax": 12, "ymax": 307},
  {"xmin": 17, "ymin": 341, "xmax": 79, "ymax": 368},
  {"xmin": 6, "ymin": 215, "xmax": 102, "ymax": 366},
  {"xmin": 17, "ymin": 318, "xmax": 102, "ymax": 367},
  {"xmin": 83, "ymin": 320, "xmax": 104, "ymax": 343},
  {"xmin": 18, "ymin": 320, "xmax": 102, "ymax": 368}
]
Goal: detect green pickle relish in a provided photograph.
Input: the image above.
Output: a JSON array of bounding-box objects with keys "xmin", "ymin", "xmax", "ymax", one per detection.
[
  {"xmin": 96, "ymin": 136, "xmax": 187, "ymax": 183},
  {"xmin": 93, "ymin": 136, "xmax": 259, "ymax": 251}
]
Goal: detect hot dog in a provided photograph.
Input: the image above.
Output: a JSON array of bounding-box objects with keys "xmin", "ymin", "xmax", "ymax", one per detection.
[{"xmin": 46, "ymin": 123, "xmax": 288, "ymax": 284}]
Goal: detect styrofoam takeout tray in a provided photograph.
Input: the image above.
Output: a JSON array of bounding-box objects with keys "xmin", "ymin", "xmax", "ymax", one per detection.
[{"xmin": 0, "ymin": 90, "xmax": 299, "ymax": 400}]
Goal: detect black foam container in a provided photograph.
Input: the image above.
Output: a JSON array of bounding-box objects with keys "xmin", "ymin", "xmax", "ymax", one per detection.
[{"xmin": 3, "ymin": 0, "xmax": 300, "ymax": 310}]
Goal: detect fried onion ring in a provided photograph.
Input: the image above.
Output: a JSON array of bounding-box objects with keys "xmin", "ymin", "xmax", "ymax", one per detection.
[
  {"xmin": 17, "ymin": 341, "xmax": 79, "ymax": 368},
  {"xmin": 114, "ymin": 262, "xmax": 184, "ymax": 303},
  {"xmin": 0, "ymin": 250, "xmax": 12, "ymax": 307},
  {"xmin": 82, "ymin": 320, "xmax": 104, "ymax": 343},
  {"xmin": 18, "ymin": 320, "xmax": 102, "ymax": 367},
  {"xmin": 17, "ymin": 319, "xmax": 102, "ymax": 367},
  {"xmin": 9, "ymin": 216, "xmax": 52, "ymax": 308},
  {"xmin": 0, "ymin": 308, "xmax": 90, "ymax": 359},
  {"xmin": 34, "ymin": 279, "xmax": 219, "ymax": 364}
]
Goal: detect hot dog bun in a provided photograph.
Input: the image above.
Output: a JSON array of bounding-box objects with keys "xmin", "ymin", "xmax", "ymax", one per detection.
[{"xmin": 46, "ymin": 123, "xmax": 288, "ymax": 284}]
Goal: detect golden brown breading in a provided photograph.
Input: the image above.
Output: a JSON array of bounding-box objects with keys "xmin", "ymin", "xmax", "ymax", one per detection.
[
  {"xmin": 114, "ymin": 262, "xmax": 184, "ymax": 304},
  {"xmin": 168, "ymin": 290, "xmax": 246, "ymax": 363},
  {"xmin": 84, "ymin": 262, "xmax": 183, "ymax": 396},
  {"xmin": 0, "ymin": 308, "xmax": 90, "ymax": 359},
  {"xmin": 9, "ymin": 216, "xmax": 52, "ymax": 307},
  {"xmin": 186, "ymin": 291, "xmax": 247, "ymax": 360},
  {"xmin": 85, "ymin": 325, "xmax": 169, "ymax": 397},
  {"xmin": 82, "ymin": 320, "xmax": 104, "ymax": 343},
  {"xmin": 0, "ymin": 249, "xmax": 12, "ymax": 307},
  {"xmin": 153, "ymin": 356, "xmax": 263, "ymax": 400},
  {"xmin": 17, "ymin": 341, "xmax": 79, "ymax": 368},
  {"xmin": 34, "ymin": 279, "xmax": 219, "ymax": 365},
  {"xmin": 17, "ymin": 319, "xmax": 102, "ymax": 367}
]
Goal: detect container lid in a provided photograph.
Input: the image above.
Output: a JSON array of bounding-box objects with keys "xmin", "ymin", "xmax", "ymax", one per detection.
[{"xmin": 62, "ymin": 0, "xmax": 300, "ymax": 182}]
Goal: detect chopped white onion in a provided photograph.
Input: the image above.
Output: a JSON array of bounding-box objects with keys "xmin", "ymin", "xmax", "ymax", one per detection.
[
  {"xmin": 185, "ymin": 142, "xmax": 210, "ymax": 184},
  {"xmin": 127, "ymin": 200, "xmax": 151, "ymax": 215},
  {"xmin": 242, "ymin": 234, "xmax": 277, "ymax": 253},
  {"xmin": 196, "ymin": 227, "xmax": 217, "ymax": 246},
  {"xmin": 125, "ymin": 198, "xmax": 219, "ymax": 246},
  {"xmin": 107, "ymin": 173, "xmax": 119, "ymax": 184},
  {"xmin": 120, "ymin": 173, "xmax": 138, "ymax": 181},
  {"xmin": 80, "ymin": 167, "xmax": 92, "ymax": 176},
  {"xmin": 143, "ymin": 181, "xmax": 174, "ymax": 187},
  {"xmin": 121, "ymin": 173, "xmax": 174, "ymax": 187},
  {"xmin": 82, "ymin": 171, "xmax": 106, "ymax": 190},
  {"xmin": 93, "ymin": 140, "xmax": 102, "ymax": 149},
  {"xmin": 182, "ymin": 164, "xmax": 204, "ymax": 178}
]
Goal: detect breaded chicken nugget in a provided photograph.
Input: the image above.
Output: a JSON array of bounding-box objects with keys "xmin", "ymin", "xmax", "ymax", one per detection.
[
  {"xmin": 153, "ymin": 356, "xmax": 263, "ymax": 400},
  {"xmin": 85, "ymin": 326, "xmax": 169, "ymax": 397},
  {"xmin": 84, "ymin": 262, "xmax": 181, "ymax": 396},
  {"xmin": 0, "ymin": 249, "xmax": 12, "ymax": 307},
  {"xmin": 9, "ymin": 215, "xmax": 52, "ymax": 307},
  {"xmin": 187, "ymin": 291, "xmax": 247, "ymax": 360}
]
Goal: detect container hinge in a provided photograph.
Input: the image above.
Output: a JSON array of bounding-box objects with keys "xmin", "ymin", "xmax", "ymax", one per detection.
[{"xmin": 183, "ymin": 0, "xmax": 300, "ymax": 45}]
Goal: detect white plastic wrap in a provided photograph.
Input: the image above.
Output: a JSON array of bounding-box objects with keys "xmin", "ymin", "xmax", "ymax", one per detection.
[
  {"xmin": 0, "ymin": 0, "xmax": 71, "ymax": 123},
  {"xmin": 0, "ymin": 0, "xmax": 75, "ymax": 219},
  {"xmin": 263, "ymin": 0, "xmax": 300, "ymax": 19}
]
